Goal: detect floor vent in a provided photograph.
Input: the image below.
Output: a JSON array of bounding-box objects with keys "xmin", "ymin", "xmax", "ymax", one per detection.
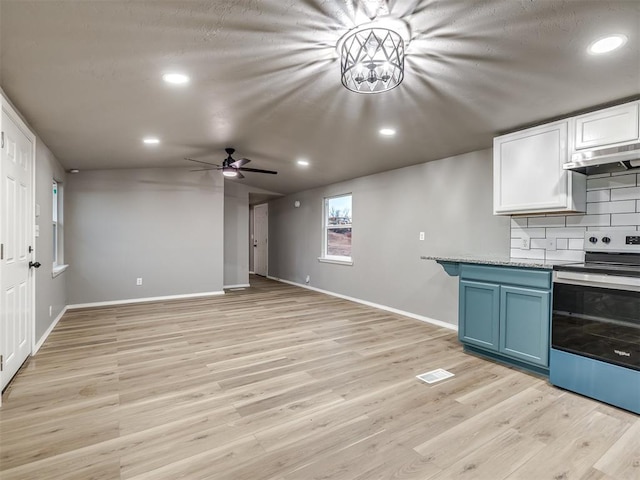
[{"xmin": 416, "ymin": 368, "xmax": 455, "ymax": 384}]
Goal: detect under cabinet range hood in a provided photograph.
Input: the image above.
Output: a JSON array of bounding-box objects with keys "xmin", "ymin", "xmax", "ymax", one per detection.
[{"xmin": 563, "ymin": 142, "xmax": 640, "ymax": 175}]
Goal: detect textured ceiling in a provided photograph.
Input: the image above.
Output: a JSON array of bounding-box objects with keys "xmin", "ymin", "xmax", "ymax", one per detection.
[{"xmin": 1, "ymin": 0, "xmax": 639, "ymax": 195}]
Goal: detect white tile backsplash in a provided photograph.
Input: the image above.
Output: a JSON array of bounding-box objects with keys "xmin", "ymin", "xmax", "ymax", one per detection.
[
  {"xmin": 610, "ymin": 186, "xmax": 640, "ymax": 201},
  {"xmin": 510, "ymin": 171, "xmax": 640, "ymax": 261},
  {"xmin": 566, "ymin": 214, "xmax": 611, "ymax": 227},
  {"xmin": 545, "ymin": 250, "xmax": 584, "ymax": 262},
  {"xmin": 586, "ymin": 200, "xmax": 636, "ymax": 214},
  {"xmin": 611, "ymin": 213, "xmax": 640, "ymax": 226},
  {"xmin": 587, "ymin": 174, "xmax": 637, "ymax": 190},
  {"xmin": 586, "ymin": 190, "xmax": 611, "ymax": 203},
  {"xmin": 545, "ymin": 227, "xmax": 587, "ymax": 238},
  {"xmin": 527, "ymin": 216, "xmax": 566, "ymax": 227},
  {"xmin": 568, "ymin": 238, "xmax": 584, "ymax": 250}
]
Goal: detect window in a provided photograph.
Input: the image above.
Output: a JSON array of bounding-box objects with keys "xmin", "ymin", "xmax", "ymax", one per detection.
[
  {"xmin": 320, "ymin": 194, "xmax": 352, "ymax": 264},
  {"xmin": 52, "ymin": 180, "xmax": 67, "ymax": 276},
  {"xmin": 52, "ymin": 181, "xmax": 59, "ymax": 265}
]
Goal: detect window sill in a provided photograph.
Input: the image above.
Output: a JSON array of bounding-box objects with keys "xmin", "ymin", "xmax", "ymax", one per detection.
[
  {"xmin": 318, "ymin": 257, "xmax": 353, "ymax": 266},
  {"xmin": 52, "ymin": 264, "xmax": 69, "ymax": 278}
]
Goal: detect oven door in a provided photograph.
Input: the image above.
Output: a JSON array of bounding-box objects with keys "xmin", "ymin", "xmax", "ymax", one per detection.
[{"xmin": 552, "ymin": 271, "xmax": 640, "ymax": 371}]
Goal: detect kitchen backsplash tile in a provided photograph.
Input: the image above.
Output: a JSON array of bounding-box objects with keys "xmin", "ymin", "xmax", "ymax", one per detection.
[
  {"xmin": 586, "ymin": 200, "xmax": 636, "ymax": 214},
  {"xmin": 611, "ymin": 212, "xmax": 640, "ymax": 226},
  {"xmin": 610, "ymin": 186, "xmax": 640, "ymax": 201},
  {"xmin": 586, "ymin": 174, "xmax": 636, "ymax": 190},
  {"xmin": 566, "ymin": 214, "xmax": 610, "ymax": 227},
  {"xmin": 586, "ymin": 190, "xmax": 611, "ymax": 203},
  {"xmin": 527, "ymin": 216, "xmax": 566, "ymax": 227},
  {"xmin": 510, "ymin": 171, "xmax": 640, "ymax": 261}
]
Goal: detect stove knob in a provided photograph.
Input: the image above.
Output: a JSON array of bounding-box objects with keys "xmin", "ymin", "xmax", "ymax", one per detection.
[
  {"xmin": 589, "ymin": 236, "xmax": 598, "ymax": 244},
  {"xmin": 602, "ymin": 236, "xmax": 611, "ymax": 244}
]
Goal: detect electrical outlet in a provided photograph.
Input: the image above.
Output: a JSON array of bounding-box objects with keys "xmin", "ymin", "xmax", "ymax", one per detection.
[
  {"xmin": 136, "ymin": 277, "xmax": 143, "ymax": 286},
  {"xmin": 521, "ymin": 237, "xmax": 530, "ymax": 250},
  {"xmin": 419, "ymin": 232, "xmax": 425, "ymax": 241},
  {"xmin": 546, "ymin": 238, "xmax": 557, "ymax": 251},
  {"xmin": 305, "ymin": 275, "xmax": 310, "ymax": 284}
]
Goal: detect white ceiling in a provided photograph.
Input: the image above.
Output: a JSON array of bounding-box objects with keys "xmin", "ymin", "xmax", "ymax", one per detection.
[{"xmin": 1, "ymin": 0, "xmax": 639, "ymax": 195}]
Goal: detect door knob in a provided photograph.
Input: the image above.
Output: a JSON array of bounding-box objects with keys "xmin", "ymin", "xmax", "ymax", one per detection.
[{"xmin": 29, "ymin": 261, "xmax": 41, "ymax": 269}]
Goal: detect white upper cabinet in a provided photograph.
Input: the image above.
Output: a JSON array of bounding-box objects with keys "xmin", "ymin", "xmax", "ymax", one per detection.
[
  {"xmin": 573, "ymin": 101, "xmax": 639, "ymax": 150},
  {"xmin": 494, "ymin": 120, "xmax": 586, "ymax": 215}
]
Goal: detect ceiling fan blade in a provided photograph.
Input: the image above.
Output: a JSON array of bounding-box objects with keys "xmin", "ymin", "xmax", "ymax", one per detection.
[
  {"xmin": 185, "ymin": 157, "xmax": 220, "ymax": 167},
  {"xmin": 230, "ymin": 158, "xmax": 250, "ymax": 168},
  {"xmin": 238, "ymin": 167, "xmax": 278, "ymax": 175},
  {"xmin": 236, "ymin": 171, "xmax": 245, "ymax": 179}
]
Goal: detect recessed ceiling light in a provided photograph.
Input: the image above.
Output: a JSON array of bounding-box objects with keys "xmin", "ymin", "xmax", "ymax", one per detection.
[
  {"xmin": 143, "ymin": 137, "xmax": 160, "ymax": 145},
  {"xmin": 68, "ymin": 169, "xmax": 80, "ymax": 174},
  {"xmin": 379, "ymin": 128, "xmax": 396, "ymax": 136},
  {"xmin": 297, "ymin": 159, "xmax": 310, "ymax": 166},
  {"xmin": 587, "ymin": 34, "xmax": 628, "ymax": 55},
  {"xmin": 162, "ymin": 73, "xmax": 190, "ymax": 84}
]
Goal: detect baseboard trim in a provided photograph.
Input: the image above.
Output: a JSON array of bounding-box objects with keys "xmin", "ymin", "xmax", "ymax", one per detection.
[
  {"xmin": 33, "ymin": 306, "xmax": 68, "ymax": 354},
  {"xmin": 67, "ymin": 290, "xmax": 226, "ymax": 310},
  {"xmin": 224, "ymin": 284, "xmax": 250, "ymax": 289},
  {"xmin": 266, "ymin": 276, "xmax": 457, "ymax": 332}
]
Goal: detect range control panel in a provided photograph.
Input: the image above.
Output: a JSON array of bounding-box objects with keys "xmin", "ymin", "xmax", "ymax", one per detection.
[
  {"xmin": 585, "ymin": 231, "xmax": 640, "ymax": 253},
  {"xmin": 626, "ymin": 235, "xmax": 640, "ymax": 245}
]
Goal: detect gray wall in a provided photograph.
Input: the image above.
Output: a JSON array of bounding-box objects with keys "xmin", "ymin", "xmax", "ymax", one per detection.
[
  {"xmin": 35, "ymin": 139, "xmax": 67, "ymax": 340},
  {"xmin": 65, "ymin": 168, "xmax": 224, "ymax": 304},
  {"xmin": 268, "ymin": 149, "xmax": 510, "ymax": 326},
  {"xmin": 224, "ymin": 181, "xmax": 249, "ymax": 287}
]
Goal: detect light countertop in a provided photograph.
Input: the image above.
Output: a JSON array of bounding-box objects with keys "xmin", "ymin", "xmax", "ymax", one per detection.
[{"xmin": 420, "ymin": 255, "xmax": 578, "ymax": 270}]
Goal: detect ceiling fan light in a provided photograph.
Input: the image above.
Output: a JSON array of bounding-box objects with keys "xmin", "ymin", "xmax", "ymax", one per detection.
[{"xmin": 222, "ymin": 167, "xmax": 238, "ymax": 177}]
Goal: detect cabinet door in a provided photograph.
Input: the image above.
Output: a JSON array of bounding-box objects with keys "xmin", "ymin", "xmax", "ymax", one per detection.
[
  {"xmin": 574, "ymin": 102, "xmax": 639, "ymax": 150},
  {"xmin": 459, "ymin": 280, "xmax": 500, "ymax": 352},
  {"xmin": 494, "ymin": 121, "xmax": 569, "ymax": 214},
  {"xmin": 499, "ymin": 286, "xmax": 550, "ymax": 367}
]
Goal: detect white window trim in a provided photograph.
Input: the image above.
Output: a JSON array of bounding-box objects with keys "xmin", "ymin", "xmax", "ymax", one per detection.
[
  {"xmin": 319, "ymin": 193, "xmax": 353, "ymax": 264},
  {"xmin": 52, "ymin": 179, "xmax": 67, "ymax": 274},
  {"xmin": 52, "ymin": 264, "xmax": 69, "ymax": 278},
  {"xmin": 317, "ymin": 256, "xmax": 354, "ymax": 266}
]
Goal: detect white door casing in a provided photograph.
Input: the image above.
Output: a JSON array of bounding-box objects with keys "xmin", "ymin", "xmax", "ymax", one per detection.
[
  {"xmin": 253, "ymin": 204, "xmax": 268, "ymax": 277},
  {"xmin": 1, "ymin": 101, "xmax": 35, "ymax": 393}
]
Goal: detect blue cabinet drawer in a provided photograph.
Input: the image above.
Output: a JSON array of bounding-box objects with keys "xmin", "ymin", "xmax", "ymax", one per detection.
[{"xmin": 460, "ymin": 264, "xmax": 551, "ymax": 289}]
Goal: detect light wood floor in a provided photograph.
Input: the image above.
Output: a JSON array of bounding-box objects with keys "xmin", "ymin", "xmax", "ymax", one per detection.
[{"xmin": 1, "ymin": 276, "xmax": 638, "ymax": 479}]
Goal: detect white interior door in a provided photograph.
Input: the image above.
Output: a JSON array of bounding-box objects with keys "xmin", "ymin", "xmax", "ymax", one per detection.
[
  {"xmin": 1, "ymin": 106, "xmax": 34, "ymax": 391},
  {"xmin": 253, "ymin": 204, "xmax": 268, "ymax": 277}
]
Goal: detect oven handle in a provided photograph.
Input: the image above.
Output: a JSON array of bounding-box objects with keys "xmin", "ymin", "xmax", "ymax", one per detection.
[{"xmin": 554, "ymin": 270, "xmax": 640, "ymax": 291}]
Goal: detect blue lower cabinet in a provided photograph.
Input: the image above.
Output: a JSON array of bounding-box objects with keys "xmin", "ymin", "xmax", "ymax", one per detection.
[
  {"xmin": 500, "ymin": 286, "xmax": 550, "ymax": 367},
  {"xmin": 459, "ymin": 280, "xmax": 500, "ymax": 352},
  {"xmin": 458, "ymin": 265, "xmax": 552, "ymax": 374}
]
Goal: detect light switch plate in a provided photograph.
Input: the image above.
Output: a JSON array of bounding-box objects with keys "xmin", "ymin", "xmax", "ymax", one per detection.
[{"xmin": 419, "ymin": 232, "xmax": 425, "ymax": 241}]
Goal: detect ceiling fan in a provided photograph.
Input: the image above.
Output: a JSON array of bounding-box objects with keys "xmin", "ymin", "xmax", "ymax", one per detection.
[{"xmin": 185, "ymin": 148, "xmax": 277, "ymax": 178}]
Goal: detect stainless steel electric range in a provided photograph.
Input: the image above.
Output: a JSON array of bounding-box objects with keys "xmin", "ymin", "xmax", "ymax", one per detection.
[{"xmin": 551, "ymin": 230, "xmax": 640, "ymax": 414}]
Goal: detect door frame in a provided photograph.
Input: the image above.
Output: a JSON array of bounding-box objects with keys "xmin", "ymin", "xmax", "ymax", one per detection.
[
  {"xmin": 0, "ymin": 93, "xmax": 37, "ymax": 403},
  {"xmin": 253, "ymin": 203, "xmax": 268, "ymax": 277}
]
